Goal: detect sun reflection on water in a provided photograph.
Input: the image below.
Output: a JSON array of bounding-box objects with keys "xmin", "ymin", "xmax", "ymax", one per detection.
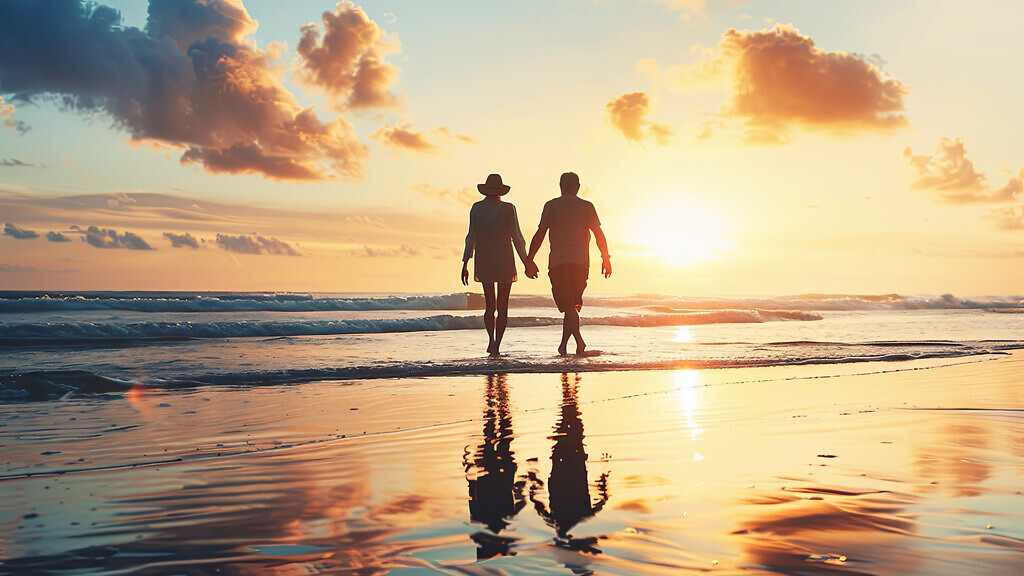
[{"xmin": 673, "ymin": 370, "xmax": 705, "ymax": 463}]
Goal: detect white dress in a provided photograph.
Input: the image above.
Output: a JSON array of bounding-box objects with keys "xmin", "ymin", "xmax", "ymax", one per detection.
[{"xmin": 463, "ymin": 199, "xmax": 528, "ymax": 283}]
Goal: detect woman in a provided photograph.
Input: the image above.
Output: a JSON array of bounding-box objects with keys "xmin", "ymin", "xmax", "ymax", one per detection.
[{"xmin": 462, "ymin": 173, "xmax": 537, "ymax": 356}]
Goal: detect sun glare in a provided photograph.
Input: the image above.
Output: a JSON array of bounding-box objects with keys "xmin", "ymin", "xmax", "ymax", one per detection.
[{"xmin": 630, "ymin": 198, "xmax": 734, "ymax": 266}]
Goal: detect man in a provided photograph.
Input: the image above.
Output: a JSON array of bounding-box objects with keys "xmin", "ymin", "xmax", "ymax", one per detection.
[{"xmin": 526, "ymin": 172, "xmax": 611, "ymax": 355}]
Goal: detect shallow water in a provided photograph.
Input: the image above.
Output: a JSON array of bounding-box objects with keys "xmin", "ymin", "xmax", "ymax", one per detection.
[{"xmin": 2, "ymin": 355, "xmax": 1022, "ymax": 574}]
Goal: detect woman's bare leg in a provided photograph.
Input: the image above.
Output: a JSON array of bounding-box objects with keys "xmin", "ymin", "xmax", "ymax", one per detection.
[
  {"xmin": 482, "ymin": 282, "xmax": 497, "ymax": 354},
  {"xmin": 493, "ymin": 283, "xmax": 512, "ymax": 355}
]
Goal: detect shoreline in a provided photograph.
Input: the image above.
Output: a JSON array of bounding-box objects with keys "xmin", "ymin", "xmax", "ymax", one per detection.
[
  {"xmin": 2, "ymin": 352, "xmax": 1022, "ymax": 574},
  {"xmin": 2, "ymin": 346, "xmax": 1018, "ymax": 403}
]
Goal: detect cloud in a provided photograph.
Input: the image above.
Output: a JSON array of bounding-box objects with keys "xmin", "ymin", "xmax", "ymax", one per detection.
[
  {"xmin": 0, "ymin": 0, "xmax": 368, "ymax": 181},
  {"xmin": 904, "ymin": 138, "xmax": 1022, "ymax": 204},
  {"xmin": 653, "ymin": 0, "xmax": 714, "ymax": 21},
  {"xmin": 295, "ymin": 2, "xmax": 401, "ymax": 111},
  {"xmin": 0, "ymin": 158, "xmax": 37, "ymax": 168},
  {"xmin": 370, "ymin": 121, "xmax": 476, "ymax": 154},
  {"xmin": 0, "ymin": 264, "xmax": 38, "ymax": 273},
  {"xmin": 987, "ymin": 206, "xmax": 1024, "ymax": 230},
  {"xmin": 605, "ymin": 92, "xmax": 672, "ymax": 146},
  {"xmin": 0, "ymin": 263, "xmax": 80, "ymax": 274},
  {"xmin": 80, "ymin": 226, "xmax": 154, "ymax": 250},
  {"xmin": 0, "ymin": 189, "xmax": 462, "ymax": 257},
  {"xmin": 359, "ymin": 244, "xmax": 421, "ymax": 258},
  {"xmin": 0, "ymin": 96, "xmax": 30, "ymax": 134},
  {"xmin": 46, "ymin": 231, "xmax": 72, "ymax": 242},
  {"xmin": 644, "ymin": 24, "xmax": 909, "ymax": 144},
  {"xmin": 4, "ymin": 222, "xmax": 40, "ymax": 239},
  {"xmin": 163, "ymin": 231, "xmax": 200, "ymax": 248},
  {"xmin": 215, "ymin": 233, "xmax": 301, "ymax": 255},
  {"xmin": 412, "ymin": 182, "xmax": 477, "ymax": 206},
  {"xmin": 145, "ymin": 0, "xmax": 258, "ymax": 52}
]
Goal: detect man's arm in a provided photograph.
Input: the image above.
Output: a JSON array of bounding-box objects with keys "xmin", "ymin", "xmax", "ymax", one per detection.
[
  {"xmin": 525, "ymin": 225, "xmax": 546, "ymax": 279},
  {"xmin": 592, "ymin": 224, "xmax": 611, "ymax": 278},
  {"xmin": 527, "ymin": 225, "xmax": 547, "ymax": 261}
]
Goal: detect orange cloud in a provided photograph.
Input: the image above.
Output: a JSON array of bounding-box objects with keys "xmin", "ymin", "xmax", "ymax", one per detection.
[
  {"xmin": 370, "ymin": 121, "xmax": 476, "ymax": 155},
  {"xmin": 904, "ymin": 138, "xmax": 1022, "ymax": 204},
  {"xmin": 0, "ymin": 96, "xmax": 29, "ymax": 135},
  {"xmin": 605, "ymin": 92, "xmax": 672, "ymax": 146},
  {"xmin": 988, "ymin": 206, "xmax": 1024, "ymax": 230},
  {"xmin": 726, "ymin": 25, "xmax": 908, "ymax": 142},
  {"xmin": 146, "ymin": 0, "xmax": 258, "ymax": 52},
  {"xmin": 0, "ymin": 1, "xmax": 367, "ymax": 181},
  {"xmin": 358, "ymin": 244, "xmax": 421, "ymax": 258},
  {"xmin": 646, "ymin": 24, "xmax": 909, "ymax": 144},
  {"xmin": 412, "ymin": 182, "xmax": 477, "ymax": 206},
  {"xmin": 295, "ymin": 1, "xmax": 401, "ymax": 110}
]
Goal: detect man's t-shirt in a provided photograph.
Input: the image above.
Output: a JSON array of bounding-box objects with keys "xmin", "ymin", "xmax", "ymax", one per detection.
[{"xmin": 539, "ymin": 195, "xmax": 600, "ymax": 271}]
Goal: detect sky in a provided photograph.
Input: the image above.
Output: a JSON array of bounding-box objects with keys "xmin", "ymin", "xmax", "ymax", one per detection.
[{"xmin": 1, "ymin": 0, "xmax": 1022, "ymax": 296}]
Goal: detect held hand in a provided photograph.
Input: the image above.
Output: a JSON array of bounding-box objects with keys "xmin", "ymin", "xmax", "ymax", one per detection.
[
  {"xmin": 461, "ymin": 263, "xmax": 469, "ymax": 286},
  {"xmin": 601, "ymin": 255, "xmax": 612, "ymax": 279},
  {"xmin": 525, "ymin": 259, "xmax": 539, "ymax": 279}
]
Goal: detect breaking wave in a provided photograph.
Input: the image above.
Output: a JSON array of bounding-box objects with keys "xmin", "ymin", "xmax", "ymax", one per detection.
[
  {"xmin": 0, "ymin": 309, "xmax": 821, "ymax": 345},
  {"xmin": 1, "ymin": 291, "xmax": 1021, "ymax": 314}
]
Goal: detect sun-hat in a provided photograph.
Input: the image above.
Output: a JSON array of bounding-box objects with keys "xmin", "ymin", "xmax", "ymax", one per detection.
[{"xmin": 477, "ymin": 173, "xmax": 511, "ymax": 196}]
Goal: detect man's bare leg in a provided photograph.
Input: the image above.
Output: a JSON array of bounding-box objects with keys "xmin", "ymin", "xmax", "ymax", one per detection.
[
  {"xmin": 559, "ymin": 307, "xmax": 584, "ymax": 356},
  {"xmin": 572, "ymin": 303, "xmax": 585, "ymax": 354}
]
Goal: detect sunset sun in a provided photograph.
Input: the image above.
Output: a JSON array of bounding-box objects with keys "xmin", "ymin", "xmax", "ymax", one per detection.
[{"xmin": 630, "ymin": 197, "xmax": 734, "ymax": 267}]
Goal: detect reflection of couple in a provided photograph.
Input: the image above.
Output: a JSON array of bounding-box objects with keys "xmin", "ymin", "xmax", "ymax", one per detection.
[
  {"xmin": 462, "ymin": 172, "xmax": 612, "ymax": 357},
  {"xmin": 466, "ymin": 373, "xmax": 609, "ymax": 558}
]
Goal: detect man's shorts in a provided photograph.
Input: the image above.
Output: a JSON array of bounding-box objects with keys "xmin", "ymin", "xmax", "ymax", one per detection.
[{"xmin": 548, "ymin": 264, "xmax": 588, "ymax": 313}]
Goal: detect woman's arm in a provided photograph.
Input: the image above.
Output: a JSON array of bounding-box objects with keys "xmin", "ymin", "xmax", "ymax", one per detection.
[
  {"xmin": 510, "ymin": 204, "xmax": 539, "ymax": 278},
  {"xmin": 509, "ymin": 205, "xmax": 529, "ymax": 262},
  {"xmin": 462, "ymin": 205, "xmax": 476, "ymax": 285}
]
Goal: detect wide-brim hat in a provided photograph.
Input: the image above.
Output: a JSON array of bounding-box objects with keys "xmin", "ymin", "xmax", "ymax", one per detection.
[{"xmin": 478, "ymin": 173, "xmax": 510, "ymax": 196}]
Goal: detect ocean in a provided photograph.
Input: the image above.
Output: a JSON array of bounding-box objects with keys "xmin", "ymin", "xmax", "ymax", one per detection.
[
  {"xmin": 2, "ymin": 291, "xmax": 1024, "ymax": 574},
  {"xmin": 2, "ymin": 291, "xmax": 1022, "ymax": 401}
]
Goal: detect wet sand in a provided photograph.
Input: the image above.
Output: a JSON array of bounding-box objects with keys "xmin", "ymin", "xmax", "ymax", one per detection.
[{"xmin": 2, "ymin": 353, "xmax": 1023, "ymax": 574}]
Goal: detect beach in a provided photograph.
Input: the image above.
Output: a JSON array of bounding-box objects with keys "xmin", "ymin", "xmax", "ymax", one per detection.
[{"xmin": 2, "ymin": 350, "xmax": 1022, "ymax": 574}]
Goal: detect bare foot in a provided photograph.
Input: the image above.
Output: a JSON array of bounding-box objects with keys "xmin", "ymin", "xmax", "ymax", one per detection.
[
  {"xmin": 487, "ymin": 342, "xmax": 497, "ymax": 355},
  {"xmin": 557, "ymin": 344, "xmax": 568, "ymax": 356},
  {"xmin": 575, "ymin": 341, "xmax": 586, "ymax": 356}
]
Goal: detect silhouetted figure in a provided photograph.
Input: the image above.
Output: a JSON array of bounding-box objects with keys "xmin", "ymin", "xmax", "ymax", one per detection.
[
  {"xmin": 462, "ymin": 174, "xmax": 539, "ymax": 356},
  {"xmin": 526, "ymin": 172, "xmax": 611, "ymax": 355},
  {"xmin": 465, "ymin": 374, "xmax": 527, "ymax": 559},
  {"xmin": 529, "ymin": 373, "xmax": 610, "ymax": 553}
]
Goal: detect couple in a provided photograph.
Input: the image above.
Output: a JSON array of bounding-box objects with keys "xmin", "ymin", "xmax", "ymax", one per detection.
[{"xmin": 461, "ymin": 172, "xmax": 611, "ymax": 357}]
